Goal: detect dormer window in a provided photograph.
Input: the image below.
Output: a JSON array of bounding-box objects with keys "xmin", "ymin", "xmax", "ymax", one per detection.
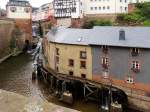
[
  {"xmin": 131, "ymin": 48, "xmax": 140, "ymax": 56},
  {"xmin": 102, "ymin": 46, "xmax": 108, "ymax": 54},
  {"xmin": 131, "ymin": 61, "xmax": 140, "ymax": 73}
]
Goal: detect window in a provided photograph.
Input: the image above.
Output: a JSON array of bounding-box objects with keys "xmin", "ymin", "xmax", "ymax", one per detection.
[
  {"xmin": 56, "ymin": 48, "xmax": 59, "ymax": 55},
  {"xmin": 102, "ymin": 46, "xmax": 108, "ymax": 54},
  {"xmin": 90, "ymin": 7, "xmax": 93, "ymax": 10},
  {"xmin": 81, "ymin": 74, "xmax": 86, "ymax": 78},
  {"xmin": 69, "ymin": 59, "xmax": 74, "ymax": 67},
  {"xmin": 131, "ymin": 61, "xmax": 140, "ymax": 73},
  {"xmin": 107, "ymin": 6, "xmax": 110, "ymax": 10},
  {"xmin": 101, "ymin": 57, "xmax": 109, "ymax": 69},
  {"xmin": 56, "ymin": 66, "xmax": 59, "ymax": 72},
  {"xmin": 102, "ymin": 70, "xmax": 109, "ymax": 79},
  {"xmin": 103, "ymin": 6, "xmax": 105, "ymax": 10},
  {"xmin": 125, "ymin": 7, "xmax": 127, "ymax": 11},
  {"xmin": 80, "ymin": 61, "xmax": 86, "ymax": 69},
  {"xmin": 80, "ymin": 51, "xmax": 87, "ymax": 59},
  {"xmin": 131, "ymin": 48, "xmax": 140, "ymax": 56},
  {"xmin": 69, "ymin": 71, "xmax": 74, "ymax": 76},
  {"xmin": 72, "ymin": 7, "xmax": 76, "ymax": 12},
  {"xmin": 95, "ymin": 7, "xmax": 97, "ymax": 10},
  {"xmin": 120, "ymin": 6, "xmax": 123, "ymax": 11},
  {"xmin": 10, "ymin": 7, "xmax": 17, "ymax": 12},
  {"xmin": 56, "ymin": 56, "xmax": 59, "ymax": 64},
  {"xmin": 24, "ymin": 7, "xmax": 30, "ymax": 13},
  {"xmin": 126, "ymin": 76, "xmax": 134, "ymax": 84}
]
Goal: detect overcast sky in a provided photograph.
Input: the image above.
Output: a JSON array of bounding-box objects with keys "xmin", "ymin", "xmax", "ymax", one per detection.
[{"xmin": 0, "ymin": 0, "xmax": 53, "ymax": 9}]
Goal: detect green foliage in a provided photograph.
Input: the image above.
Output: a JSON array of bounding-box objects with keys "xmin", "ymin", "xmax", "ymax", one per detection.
[
  {"xmin": 124, "ymin": 13, "xmax": 143, "ymax": 23},
  {"xmin": 116, "ymin": 2, "xmax": 150, "ymax": 26},
  {"xmin": 136, "ymin": 2, "xmax": 150, "ymax": 20},
  {"xmin": 143, "ymin": 20, "xmax": 150, "ymax": 26},
  {"xmin": 83, "ymin": 19, "xmax": 112, "ymax": 28}
]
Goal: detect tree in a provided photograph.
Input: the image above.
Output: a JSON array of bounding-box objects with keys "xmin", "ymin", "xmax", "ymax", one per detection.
[
  {"xmin": 82, "ymin": 19, "xmax": 112, "ymax": 29},
  {"xmin": 116, "ymin": 2, "xmax": 150, "ymax": 26}
]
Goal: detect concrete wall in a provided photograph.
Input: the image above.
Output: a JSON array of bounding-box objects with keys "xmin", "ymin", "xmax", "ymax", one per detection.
[{"xmin": 44, "ymin": 41, "xmax": 92, "ymax": 79}]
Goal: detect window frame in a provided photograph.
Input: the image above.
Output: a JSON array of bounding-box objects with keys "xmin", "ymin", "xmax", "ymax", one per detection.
[
  {"xmin": 101, "ymin": 57, "xmax": 109, "ymax": 69},
  {"xmin": 69, "ymin": 59, "xmax": 74, "ymax": 67},
  {"xmin": 80, "ymin": 61, "xmax": 86, "ymax": 69},
  {"xmin": 81, "ymin": 74, "xmax": 86, "ymax": 78},
  {"xmin": 131, "ymin": 48, "xmax": 140, "ymax": 57},
  {"xmin": 69, "ymin": 71, "xmax": 74, "ymax": 76},
  {"xmin": 80, "ymin": 51, "xmax": 87, "ymax": 59},
  {"xmin": 126, "ymin": 76, "xmax": 134, "ymax": 84},
  {"xmin": 131, "ymin": 60, "xmax": 141, "ymax": 73},
  {"xmin": 56, "ymin": 48, "xmax": 59, "ymax": 55}
]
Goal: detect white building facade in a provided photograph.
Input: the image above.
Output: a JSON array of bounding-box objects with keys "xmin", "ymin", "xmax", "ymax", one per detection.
[
  {"xmin": 32, "ymin": 2, "xmax": 54, "ymax": 21},
  {"xmin": 82, "ymin": 0, "xmax": 150, "ymax": 15},
  {"xmin": 6, "ymin": 0, "xmax": 31, "ymax": 19}
]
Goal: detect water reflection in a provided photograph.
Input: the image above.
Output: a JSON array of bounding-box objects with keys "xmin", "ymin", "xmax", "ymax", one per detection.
[{"xmin": 0, "ymin": 54, "xmax": 98, "ymax": 112}]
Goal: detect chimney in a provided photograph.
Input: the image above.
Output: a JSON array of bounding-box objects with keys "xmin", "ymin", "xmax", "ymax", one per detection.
[{"xmin": 119, "ymin": 29, "xmax": 125, "ymax": 40}]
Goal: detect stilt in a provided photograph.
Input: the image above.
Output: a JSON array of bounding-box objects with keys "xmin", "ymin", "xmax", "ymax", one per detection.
[{"xmin": 50, "ymin": 76, "xmax": 54, "ymax": 89}]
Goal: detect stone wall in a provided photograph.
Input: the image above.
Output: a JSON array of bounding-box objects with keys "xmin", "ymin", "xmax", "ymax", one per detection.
[
  {"xmin": 0, "ymin": 19, "xmax": 14, "ymax": 58},
  {"xmin": 0, "ymin": 19, "xmax": 26, "ymax": 59}
]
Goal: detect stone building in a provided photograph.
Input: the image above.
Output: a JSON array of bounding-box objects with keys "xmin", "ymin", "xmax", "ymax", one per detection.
[
  {"xmin": 43, "ymin": 26, "xmax": 150, "ymax": 111},
  {"xmin": 6, "ymin": 0, "xmax": 32, "ymax": 43}
]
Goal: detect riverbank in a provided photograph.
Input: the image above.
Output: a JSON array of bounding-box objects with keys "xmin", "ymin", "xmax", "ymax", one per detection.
[
  {"xmin": 0, "ymin": 89, "xmax": 79, "ymax": 112},
  {"xmin": 0, "ymin": 51, "xmax": 22, "ymax": 64}
]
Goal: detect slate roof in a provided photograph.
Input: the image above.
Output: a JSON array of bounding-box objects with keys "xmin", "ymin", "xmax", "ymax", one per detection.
[
  {"xmin": 46, "ymin": 26, "xmax": 150, "ymax": 49},
  {"xmin": 7, "ymin": 0, "xmax": 30, "ymax": 7}
]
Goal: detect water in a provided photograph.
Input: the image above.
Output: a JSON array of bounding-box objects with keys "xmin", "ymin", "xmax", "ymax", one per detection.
[{"xmin": 0, "ymin": 54, "xmax": 98, "ymax": 112}]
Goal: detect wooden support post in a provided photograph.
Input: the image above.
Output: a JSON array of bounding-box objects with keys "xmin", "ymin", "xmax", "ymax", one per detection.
[
  {"xmin": 62, "ymin": 81, "xmax": 66, "ymax": 92},
  {"xmin": 50, "ymin": 76, "xmax": 54, "ymax": 89}
]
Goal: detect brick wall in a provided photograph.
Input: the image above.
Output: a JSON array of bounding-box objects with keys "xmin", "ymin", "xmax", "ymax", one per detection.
[
  {"xmin": 128, "ymin": 4, "xmax": 136, "ymax": 13},
  {"xmin": 15, "ymin": 19, "xmax": 32, "ymax": 42},
  {"xmin": 0, "ymin": 19, "xmax": 28, "ymax": 58}
]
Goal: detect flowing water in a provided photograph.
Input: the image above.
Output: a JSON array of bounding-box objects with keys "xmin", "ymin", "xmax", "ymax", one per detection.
[{"xmin": 0, "ymin": 54, "xmax": 98, "ymax": 112}]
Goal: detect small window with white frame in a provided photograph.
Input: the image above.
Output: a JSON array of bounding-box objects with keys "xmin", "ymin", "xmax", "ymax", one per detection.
[
  {"xmin": 126, "ymin": 76, "xmax": 134, "ymax": 84},
  {"xmin": 101, "ymin": 57, "xmax": 109, "ymax": 69},
  {"xmin": 131, "ymin": 61, "xmax": 140, "ymax": 73},
  {"xmin": 102, "ymin": 70, "xmax": 109, "ymax": 79}
]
